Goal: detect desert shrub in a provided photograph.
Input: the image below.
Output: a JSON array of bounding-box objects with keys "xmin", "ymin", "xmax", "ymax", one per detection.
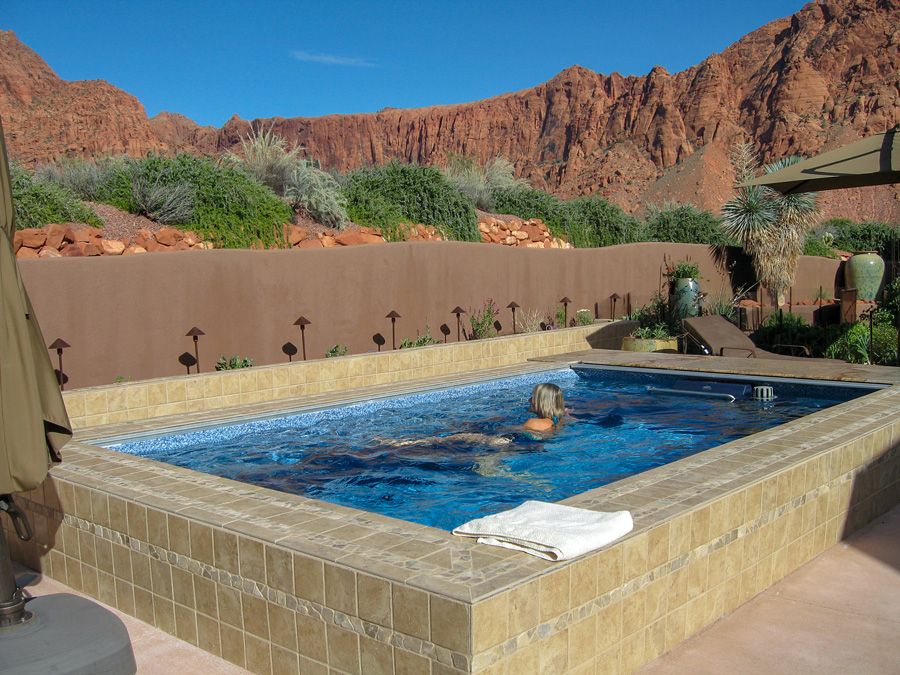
[
  {"xmin": 631, "ymin": 325, "xmax": 674, "ymax": 340},
  {"xmin": 880, "ymin": 277, "xmax": 900, "ymax": 322},
  {"xmin": 519, "ymin": 308, "xmax": 546, "ymax": 333},
  {"xmin": 37, "ymin": 156, "xmax": 135, "ymax": 210},
  {"xmin": 443, "ymin": 155, "xmax": 525, "ymax": 210},
  {"xmin": 325, "ymin": 344, "xmax": 348, "ymax": 358},
  {"xmin": 819, "ymin": 218, "xmax": 897, "ymax": 256},
  {"xmin": 562, "ymin": 195, "xmax": 645, "ymax": 248},
  {"xmin": 491, "ymin": 185, "xmax": 567, "ymax": 236},
  {"xmin": 130, "ymin": 166, "xmax": 196, "ymax": 224},
  {"xmin": 225, "ymin": 127, "xmax": 300, "ymax": 195},
  {"xmin": 576, "ymin": 309, "xmax": 594, "ymax": 326},
  {"xmin": 399, "ymin": 328, "xmax": 441, "ymax": 349},
  {"xmin": 443, "ymin": 154, "xmax": 491, "ymax": 210},
  {"xmin": 644, "ymin": 202, "xmax": 730, "ymax": 245},
  {"xmin": 343, "ymin": 162, "xmax": 477, "ymax": 241},
  {"xmin": 825, "ymin": 320, "xmax": 897, "ymax": 365},
  {"xmin": 130, "ymin": 154, "xmax": 292, "ymax": 247},
  {"xmin": 284, "ymin": 162, "xmax": 348, "ymax": 229},
  {"xmin": 215, "ymin": 355, "xmax": 253, "ymax": 370},
  {"xmin": 469, "ymin": 300, "xmax": 499, "ymax": 339},
  {"xmin": 626, "ymin": 293, "xmax": 680, "ymax": 339},
  {"xmin": 345, "ymin": 192, "xmax": 406, "ymax": 241},
  {"xmin": 751, "ymin": 311, "xmax": 842, "ymax": 358},
  {"xmin": 9, "ymin": 164, "xmax": 102, "ymax": 229},
  {"xmin": 802, "ymin": 233, "xmax": 839, "ymax": 258}
]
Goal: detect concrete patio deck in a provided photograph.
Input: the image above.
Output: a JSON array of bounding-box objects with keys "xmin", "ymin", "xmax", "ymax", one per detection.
[{"xmin": 641, "ymin": 503, "xmax": 900, "ymax": 674}]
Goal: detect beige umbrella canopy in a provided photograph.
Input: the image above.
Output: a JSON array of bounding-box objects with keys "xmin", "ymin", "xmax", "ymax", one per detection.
[
  {"xmin": 0, "ymin": 117, "xmax": 71, "ymax": 494},
  {"xmin": 741, "ymin": 127, "xmax": 899, "ymax": 194}
]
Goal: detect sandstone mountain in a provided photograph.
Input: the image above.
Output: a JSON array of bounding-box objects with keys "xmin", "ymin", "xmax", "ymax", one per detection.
[{"xmin": 1, "ymin": 0, "xmax": 898, "ymax": 221}]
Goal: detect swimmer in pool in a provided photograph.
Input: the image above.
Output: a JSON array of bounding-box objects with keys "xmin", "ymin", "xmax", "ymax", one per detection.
[
  {"xmin": 523, "ymin": 383, "xmax": 565, "ymax": 433},
  {"xmin": 379, "ymin": 432, "xmax": 513, "ymax": 448}
]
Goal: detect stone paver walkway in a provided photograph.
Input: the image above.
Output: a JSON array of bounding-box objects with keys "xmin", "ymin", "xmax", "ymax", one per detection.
[{"xmin": 641, "ymin": 504, "xmax": 900, "ymax": 675}]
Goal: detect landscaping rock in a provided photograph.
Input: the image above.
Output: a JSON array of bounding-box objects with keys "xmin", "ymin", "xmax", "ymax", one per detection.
[
  {"xmin": 18, "ymin": 228, "xmax": 47, "ymax": 249},
  {"xmin": 16, "ymin": 246, "xmax": 39, "ymax": 260},
  {"xmin": 297, "ymin": 238, "xmax": 324, "ymax": 249},
  {"xmin": 122, "ymin": 245, "xmax": 148, "ymax": 255},
  {"xmin": 38, "ymin": 247, "xmax": 62, "ymax": 258},
  {"xmin": 100, "ymin": 239, "xmax": 126, "ymax": 256},
  {"xmin": 335, "ymin": 230, "xmax": 384, "ymax": 246},
  {"xmin": 45, "ymin": 223, "xmax": 67, "ymax": 249},
  {"xmin": 154, "ymin": 227, "xmax": 184, "ymax": 246},
  {"xmin": 60, "ymin": 244, "xmax": 84, "ymax": 257}
]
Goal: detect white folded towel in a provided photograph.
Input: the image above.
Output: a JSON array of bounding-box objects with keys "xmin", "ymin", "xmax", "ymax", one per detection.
[{"xmin": 452, "ymin": 500, "xmax": 634, "ymax": 561}]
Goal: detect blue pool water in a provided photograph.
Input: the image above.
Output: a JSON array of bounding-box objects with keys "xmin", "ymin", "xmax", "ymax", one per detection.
[{"xmin": 105, "ymin": 367, "xmax": 872, "ymax": 530}]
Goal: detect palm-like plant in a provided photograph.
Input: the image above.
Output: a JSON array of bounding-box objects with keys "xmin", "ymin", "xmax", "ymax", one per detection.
[{"xmin": 721, "ymin": 144, "xmax": 819, "ymax": 303}]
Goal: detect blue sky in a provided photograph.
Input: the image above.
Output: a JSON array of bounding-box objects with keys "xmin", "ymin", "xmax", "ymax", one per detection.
[{"xmin": 5, "ymin": 1, "xmax": 806, "ymax": 127}]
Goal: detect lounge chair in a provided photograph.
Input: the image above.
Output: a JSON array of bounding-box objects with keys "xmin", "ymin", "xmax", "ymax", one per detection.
[{"xmin": 682, "ymin": 315, "xmax": 836, "ymax": 361}]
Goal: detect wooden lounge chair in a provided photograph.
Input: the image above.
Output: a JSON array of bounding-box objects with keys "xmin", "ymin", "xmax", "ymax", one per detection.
[{"xmin": 682, "ymin": 315, "xmax": 835, "ymax": 361}]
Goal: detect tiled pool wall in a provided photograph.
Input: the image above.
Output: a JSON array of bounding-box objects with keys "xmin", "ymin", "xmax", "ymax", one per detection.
[
  {"xmin": 60, "ymin": 323, "xmax": 626, "ymax": 430},
  {"xmin": 3, "ymin": 354, "xmax": 898, "ymax": 675}
]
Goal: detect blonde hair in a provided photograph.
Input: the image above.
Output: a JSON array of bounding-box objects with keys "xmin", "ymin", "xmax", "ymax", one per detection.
[{"xmin": 530, "ymin": 383, "xmax": 564, "ymax": 420}]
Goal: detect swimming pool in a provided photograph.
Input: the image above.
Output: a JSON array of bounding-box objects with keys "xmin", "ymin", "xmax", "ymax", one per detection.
[{"xmin": 103, "ymin": 366, "xmax": 875, "ymax": 530}]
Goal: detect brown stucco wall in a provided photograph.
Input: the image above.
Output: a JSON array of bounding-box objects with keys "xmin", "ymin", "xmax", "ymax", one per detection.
[{"xmin": 18, "ymin": 242, "xmax": 841, "ymax": 389}]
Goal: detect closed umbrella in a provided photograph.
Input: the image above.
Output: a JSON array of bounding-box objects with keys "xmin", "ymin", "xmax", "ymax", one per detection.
[
  {"xmin": 740, "ymin": 126, "xmax": 899, "ymax": 194},
  {"xmin": 1, "ymin": 116, "xmax": 72, "ymax": 625},
  {"xmin": 0, "ymin": 118, "xmax": 71, "ymax": 494}
]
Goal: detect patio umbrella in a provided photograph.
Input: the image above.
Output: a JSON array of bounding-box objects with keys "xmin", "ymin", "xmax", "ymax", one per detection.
[
  {"xmin": 740, "ymin": 126, "xmax": 899, "ymax": 194},
  {"xmin": 0, "ymin": 117, "xmax": 71, "ymax": 495}
]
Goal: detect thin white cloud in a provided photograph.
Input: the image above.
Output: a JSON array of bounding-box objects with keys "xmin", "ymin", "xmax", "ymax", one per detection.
[{"xmin": 290, "ymin": 50, "xmax": 375, "ymax": 67}]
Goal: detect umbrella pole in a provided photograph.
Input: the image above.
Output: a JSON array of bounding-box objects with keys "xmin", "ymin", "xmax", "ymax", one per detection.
[{"xmin": 0, "ymin": 529, "xmax": 26, "ymax": 626}]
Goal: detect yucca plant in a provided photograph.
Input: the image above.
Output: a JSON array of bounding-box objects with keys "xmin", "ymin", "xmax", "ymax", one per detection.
[{"xmin": 721, "ymin": 144, "xmax": 819, "ymax": 303}]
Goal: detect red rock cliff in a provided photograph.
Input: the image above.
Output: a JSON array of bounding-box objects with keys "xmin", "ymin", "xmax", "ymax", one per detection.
[{"xmin": 1, "ymin": 0, "xmax": 898, "ymax": 221}]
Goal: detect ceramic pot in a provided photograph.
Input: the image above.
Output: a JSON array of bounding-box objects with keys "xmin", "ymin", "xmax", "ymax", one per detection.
[
  {"xmin": 845, "ymin": 252, "xmax": 884, "ymax": 301},
  {"xmin": 671, "ymin": 278, "xmax": 701, "ymax": 317},
  {"xmin": 621, "ymin": 337, "xmax": 678, "ymax": 353}
]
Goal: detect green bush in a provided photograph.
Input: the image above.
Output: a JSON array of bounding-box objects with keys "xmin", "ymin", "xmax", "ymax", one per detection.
[
  {"xmin": 491, "ymin": 185, "xmax": 567, "ymax": 236},
  {"xmin": 626, "ymin": 293, "xmax": 680, "ymax": 339},
  {"xmin": 469, "ymin": 300, "xmax": 499, "ymax": 339},
  {"xmin": 215, "ymin": 355, "xmax": 253, "ymax": 370},
  {"xmin": 820, "ymin": 218, "xmax": 897, "ymax": 256},
  {"xmin": 575, "ymin": 309, "xmax": 594, "ymax": 326},
  {"xmin": 284, "ymin": 162, "xmax": 348, "ymax": 229},
  {"xmin": 751, "ymin": 311, "xmax": 843, "ymax": 358},
  {"xmin": 36, "ymin": 157, "xmax": 134, "ymax": 210},
  {"xmin": 644, "ymin": 202, "xmax": 730, "ymax": 245},
  {"xmin": 10, "ymin": 164, "xmax": 102, "ymax": 229},
  {"xmin": 399, "ymin": 328, "xmax": 441, "ymax": 349},
  {"xmin": 345, "ymin": 192, "xmax": 407, "ymax": 241},
  {"xmin": 825, "ymin": 320, "xmax": 897, "ymax": 365},
  {"xmin": 802, "ymin": 233, "xmax": 839, "ymax": 258},
  {"xmin": 343, "ymin": 162, "xmax": 478, "ymax": 241},
  {"xmin": 325, "ymin": 344, "xmax": 348, "ymax": 358},
  {"xmin": 562, "ymin": 196, "xmax": 645, "ymax": 248},
  {"xmin": 129, "ymin": 154, "xmax": 292, "ymax": 248}
]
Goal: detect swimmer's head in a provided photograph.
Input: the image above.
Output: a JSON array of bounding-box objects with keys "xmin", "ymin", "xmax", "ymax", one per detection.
[{"xmin": 530, "ymin": 383, "xmax": 564, "ymax": 420}]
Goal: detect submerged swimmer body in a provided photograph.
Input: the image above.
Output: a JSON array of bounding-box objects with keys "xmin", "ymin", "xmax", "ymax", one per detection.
[{"xmin": 380, "ymin": 432, "xmax": 513, "ymax": 449}]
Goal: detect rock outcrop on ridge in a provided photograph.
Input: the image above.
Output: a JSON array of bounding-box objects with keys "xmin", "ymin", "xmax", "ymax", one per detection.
[{"xmin": 1, "ymin": 0, "xmax": 898, "ymax": 221}]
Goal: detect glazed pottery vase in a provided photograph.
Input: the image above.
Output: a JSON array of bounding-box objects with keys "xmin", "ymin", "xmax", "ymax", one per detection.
[
  {"xmin": 621, "ymin": 337, "xmax": 678, "ymax": 353},
  {"xmin": 671, "ymin": 278, "xmax": 701, "ymax": 317},
  {"xmin": 845, "ymin": 252, "xmax": 884, "ymax": 301}
]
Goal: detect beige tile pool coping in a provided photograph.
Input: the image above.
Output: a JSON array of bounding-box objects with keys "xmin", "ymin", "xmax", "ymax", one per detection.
[{"xmin": 6, "ymin": 347, "xmax": 900, "ymax": 674}]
